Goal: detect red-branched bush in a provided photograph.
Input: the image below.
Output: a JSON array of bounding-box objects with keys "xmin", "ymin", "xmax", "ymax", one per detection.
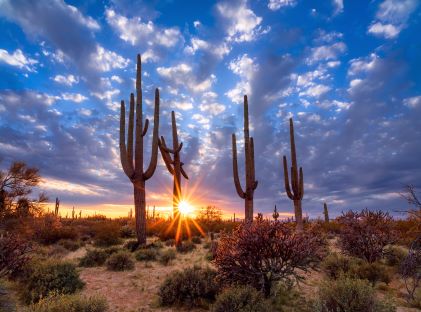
[
  {"xmin": 0, "ymin": 232, "xmax": 31, "ymax": 278},
  {"xmin": 214, "ymin": 220, "xmax": 325, "ymax": 297},
  {"xmin": 338, "ymin": 209, "xmax": 395, "ymax": 263},
  {"xmin": 399, "ymin": 236, "xmax": 421, "ymax": 302}
]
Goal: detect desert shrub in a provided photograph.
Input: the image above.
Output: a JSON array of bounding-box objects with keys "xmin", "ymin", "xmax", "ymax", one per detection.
[
  {"xmin": 103, "ymin": 246, "xmax": 121, "ymax": 256},
  {"xmin": 312, "ymin": 277, "xmax": 395, "ymax": 312},
  {"xmin": 321, "ymin": 253, "xmax": 355, "ymax": 279},
  {"xmin": 93, "ymin": 223, "xmax": 121, "ymax": 247},
  {"xmin": 34, "ymin": 216, "xmax": 77, "ymax": 245},
  {"xmin": 21, "ymin": 260, "xmax": 84, "ymax": 304},
  {"xmin": 135, "ymin": 248, "xmax": 157, "ymax": 262},
  {"xmin": 147, "ymin": 241, "xmax": 163, "ymax": 249},
  {"xmin": 106, "ymin": 251, "xmax": 134, "ymax": 271},
  {"xmin": 203, "ymin": 241, "xmax": 211, "ymax": 249},
  {"xmin": 57, "ymin": 240, "xmax": 80, "ymax": 252},
  {"xmin": 352, "ymin": 262, "xmax": 392, "ymax": 286},
  {"xmin": 0, "ymin": 232, "xmax": 32, "ymax": 278},
  {"xmin": 269, "ymin": 283, "xmax": 310, "ymax": 312},
  {"xmin": 399, "ymin": 236, "xmax": 421, "ymax": 302},
  {"xmin": 176, "ymin": 241, "xmax": 196, "ymax": 253},
  {"xmin": 119, "ymin": 225, "xmax": 134, "ymax": 238},
  {"xmin": 338, "ymin": 209, "xmax": 395, "ymax": 263},
  {"xmin": 158, "ymin": 266, "xmax": 219, "ymax": 308},
  {"xmin": 164, "ymin": 239, "xmax": 175, "ymax": 246},
  {"xmin": 26, "ymin": 293, "xmax": 108, "ymax": 312},
  {"xmin": 384, "ymin": 245, "xmax": 407, "ymax": 266},
  {"xmin": 79, "ymin": 249, "xmax": 108, "ymax": 267},
  {"xmin": 211, "ymin": 286, "xmax": 268, "ymax": 312},
  {"xmin": 158, "ymin": 249, "xmax": 176, "ymax": 265},
  {"xmin": 215, "ymin": 220, "xmax": 324, "ymax": 297},
  {"xmin": 191, "ymin": 236, "xmax": 202, "ymax": 244},
  {"xmin": 124, "ymin": 240, "xmax": 140, "ymax": 252}
]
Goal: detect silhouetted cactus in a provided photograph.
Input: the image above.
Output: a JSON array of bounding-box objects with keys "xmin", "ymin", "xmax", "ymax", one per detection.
[
  {"xmin": 324, "ymin": 202, "xmax": 329, "ymax": 223},
  {"xmin": 159, "ymin": 111, "xmax": 188, "ymax": 218},
  {"xmin": 119, "ymin": 54, "xmax": 160, "ymax": 245},
  {"xmin": 72, "ymin": 206, "xmax": 75, "ymax": 219},
  {"xmin": 54, "ymin": 197, "xmax": 60, "ymax": 216},
  {"xmin": 282, "ymin": 118, "xmax": 304, "ymax": 232},
  {"xmin": 232, "ymin": 95, "xmax": 258, "ymax": 222},
  {"xmin": 273, "ymin": 205, "xmax": 279, "ymax": 221}
]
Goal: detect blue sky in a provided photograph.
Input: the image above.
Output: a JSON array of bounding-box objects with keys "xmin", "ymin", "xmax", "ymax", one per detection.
[{"xmin": 0, "ymin": 0, "xmax": 420, "ymax": 218}]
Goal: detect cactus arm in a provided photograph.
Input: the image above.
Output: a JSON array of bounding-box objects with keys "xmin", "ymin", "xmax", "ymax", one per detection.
[
  {"xmin": 160, "ymin": 142, "xmax": 183, "ymax": 154},
  {"xmin": 119, "ymin": 100, "xmax": 135, "ymax": 178},
  {"xmin": 180, "ymin": 165, "xmax": 189, "ymax": 180},
  {"xmin": 142, "ymin": 118, "xmax": 149, "ymax": 137},
  {"xmin": 232, "ymin": 133, "xmax": 246, "ymax": 199},
  {"xmin": 158, "ymin": 137, "xmax": 175, "ymax": 175},
  {"xmin": 283, "ymin": 156, "xmax": 293, "ymax": 199},
  {"xmin": 127, "ymin": 94, "xmax": 135, "ymax": 168},
  {"xmin": 144, "ymin": 88, "xmax": 160, "ymax": 180},
  {"xmin": 299, "ymin": 167, "xmax": 304, "ymax": 199}
]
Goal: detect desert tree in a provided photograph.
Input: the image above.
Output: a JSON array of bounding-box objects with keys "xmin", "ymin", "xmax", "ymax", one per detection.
[
  {"xmin": 0, "ymin": 232, "xmax": 32, "ymax": 278},
  {"xmin": 399, "ymin": 236, "xmax": 421, "ymax": 302}
]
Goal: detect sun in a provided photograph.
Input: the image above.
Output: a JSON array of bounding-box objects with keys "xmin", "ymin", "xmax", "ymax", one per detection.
[{"xmin": 178, "ymin": 200, "xmax": 194, "ymax": 217}]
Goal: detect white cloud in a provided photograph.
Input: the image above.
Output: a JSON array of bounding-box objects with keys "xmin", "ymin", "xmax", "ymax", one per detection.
[
  {"xmin": 91, "ymin": 45, "xmax": 130, "ymax": 72},
  {"xmin": 60, "ymin": 93, "xmax": 87, "ymax": 103},
  {"xmin": 105, "ymin": 9, "xmax": 181, "ymax": 48},
  {"xmin": 268, "ymin": 0, "xmax": 297, "ymax": 11},
  {"xmin": 348, "ymin": 53, "xmax": 379, "ymax": 76},
  {"xmin": 217, "ymin": 0, "xmax": 267, "ymax": 42},
  {"xmin": 52, "ymin": 74, "xmax": 79, "ymax": 86},
  {"xmin": 299, "ymin": 84, "xmax": 331, "ymax": 98},
  {"xmin": 110, "ymin": 75, "xmax": 123, "ymax": 83},
  {"xmin": 332, "ymin": 0, "xmax": 344, "ymax": 15},
  {"xmin": 307, "ymin": 42, "xmax": 346, "ymax": 64},
  {"xmin": 226, "ymin": 54, "xmax": 258, "ymax": 103},
  {"xmin": 173, "ymin": 101, "xmax": 194, "ymax": 110},
  {"xmin": 403, "ymin": 95, "xmax": 421, "ymax": 108},
  {"xmin": 199, "ymin": 102, "xmax": 226, "ymax": 115},
  {"xmin": 368, "ymin": 22, "xmax": 401, "ymax": 39},
  {"xmin": 0, "ymin": 49, "xmax": 38, "ymax": 71},
  {"xmin": 66, "ymin": 4, "xmax": 100, "ymax": 30},
  {"xmin": 91, "ymin": 89, "xmax": 120, "ymax": 101},
  {"xmin": 184, "ymin": 38, "xmax": 210, "ymax": 55}
]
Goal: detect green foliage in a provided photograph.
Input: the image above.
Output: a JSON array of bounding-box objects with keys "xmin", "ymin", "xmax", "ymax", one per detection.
[
  {"xmin": 176, "ymin": 241, "xmax": 196, "ymax": 253},
  {"xmin": 384, "ymin": 246, "xmax": 407, "ymax": 266},
  {"xmin": 269, "ymin": 283, "xmax": 310, "ymax": 312},
  {"xmin": 312, "ymin": 277, "xmax": 396, "ymax": 312},
  {"xmin": 321, "ymin": 253, "xmax": 355, "ymax": 279},
  {"xmin": 105, "ymin": 251, "xmax": 134, "ymax": 271},
  {"xmin": 21, "ymin": 260, "xmax": 84, "ymax": 304},
  {"xmin": 211, "ymin": 286, "xmax": 268, "ymax": 312},
  {"xmin": 410, "ymin": 288, "xmax": 421, "ymax": 309},
  {"xmin": 102, "ymin": 246, "xmax": 121, "ymax": 256},
  {"xmin": 93, "ymin": 223, "xmax": 121, "ymax": 247},
  {"xmin": 35, "ymin": 216, "xmax": 77, "ymax": 245},
  {"xmin": 135, "ymin": 249, "xmax": 157, "ymax": 262},
  {"xmin": 119, "ymin": 225, "xmax": 134, "ymax": 238},
  {"xmin": 351, "ymin": 262, "xmax": 392, "ymax": 286},
  {"xmin": 79, "ymin": 249, "xmax": 108, "ymax": 267},
  {"xmin": 158, "ymin": 266, "xmax": 219, "ymax": 308},
  {"xmin": 26, "ymin": 293, "xmax": 108, "ymax": 312},
  {"xmin": 158, "ymin": 249, "xmax": 176, "ymax": 265},
  {"xmin": 57, "ymin": 240, "xmax": 80, "ymax": 252},
  {"xmin": 124, "ymin": 240, "xmax": 140, "ymax": 252}
]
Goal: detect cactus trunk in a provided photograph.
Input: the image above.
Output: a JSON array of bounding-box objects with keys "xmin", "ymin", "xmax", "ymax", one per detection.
[
  {"xmin": 323, "ymin": 202, "xmax": 329, "ymax": 223},
  {"xmin": 293, "ymin": 200, "xmax": 303, "ymax": 231},
  {"xmin": 119, "ymin": 54, "xmax": 160, "ymax": 245},
  {"xmin": 231, "ymin": 95, "xmax": 258, "ymax": 222}
]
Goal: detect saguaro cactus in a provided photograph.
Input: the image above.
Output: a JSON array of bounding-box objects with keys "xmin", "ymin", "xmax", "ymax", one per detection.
[
  {"xmin": 282, "ymin": 118, "xmax": 304, "ymax": 232},
  {"xmin": 273, "ymin": 205, "xmax": 279, "ymax": 221},
  {"xmin": 71, "ymin": 206, "xmax": 75, "ymax": 219},
  {"xmin": 54, "ymin": 197, "xmax": 60, "ymax": 216},
  {"xmin": 158, "ymin": 111, "xmax": 188, "ymax": 218},
  {"xmin": 232, "ymin": 95, "xmax": 258, "ymax": 222},
  {"xmin": 323, "ymin": 202, "xmax": 329, "ymax": 223},
  {"xmin": 119, "ymin": 54, "xmax": 160, "ymax": 245}
]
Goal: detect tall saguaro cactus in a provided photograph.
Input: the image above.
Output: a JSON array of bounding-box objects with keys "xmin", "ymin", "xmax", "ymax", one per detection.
[
  {"xmin": 323, "ymin": 202, "xmax": 329, "ymax": 223},
  {"xmin": 232, "ymin": 95, "xmax": 258, "ymax": 222},
  {"xmin": 158, "ymin": 111, "xmax": 189, "ymax": 218},
  {"xmin": 54, "ymin": 197, "xmax": 60, "ymax": 216},
  {"xmin": 282, "ymin": 118, "xmax": 304, "ymax": 232},
  {"xmin": 119, "ymin": 54, "xmax": 160, "ymax": 245}
]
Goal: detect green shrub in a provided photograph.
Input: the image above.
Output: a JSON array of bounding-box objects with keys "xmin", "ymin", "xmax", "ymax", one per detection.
[
  {"xmin": 26, "ymin": 293, "xmax": 108, "ymax": 312},
  {"xmin": 93, "ymin": 223, "xmax": 121, "ymax": 247},
  {"xmin": 135, "ymin": 249, "xmax": 157, "ymax": 262},
  {"xmin": 352, "ymin": 262, "xmax": 392, "ymax": 286},
  {"xmin": 158, "ymin": 249, "xmax": 176, "ymax": 265},
  {"xmin": 119, "ymin": 225, "xmax": 134, "ymax": 238},
  {"xmin": 176, "ymin": 241, "xmax": 196, "ymax": 253},
  {"xmin": 124, "ymin": 240, "xmax": 140, "ymax": 252},
  {"xmin": 321, "ymin": 253, "xmax": 354, "ymax": 279},
  {"xmin": 158, "ymin": 266, "xmax": 219, "ymax": 308},
  {"xmin": 57, "ymin": 240, "xmax": 80, "ymax": 252},
  {"xmin": 103, "ymin": 246, "xmax": 121, "ymax": 256},
  {"xmin": 147, "ymin": 241, "xmax": 163, "ymax": 249},
  {"xmin": 211, "ymin": 286, "xmax": 268, "ymax": 312},
  {"xmin": 106, "ymin": 251, "xmax": 134, "ymax": 271},
  {"xmin": 21, "ymin": 261, "xmax": 85, "ymax": 304},
  {"xmin": 191, "ymin": 236, "xmax": 202, "ymax": 244},
  {"xmin": 384, "ymin": 246, "xmax": 407, "ymax": 266},
  {"xmin": 79, "ymin": 249, "xmax": 108, "ymax": 267},
  {"xmin": 269, "ymin": 283, "xmax": 310, "ymax": 312},
  {"xmin": 312, "ymin": 277, "xmax": 396, "ymax": 312}
]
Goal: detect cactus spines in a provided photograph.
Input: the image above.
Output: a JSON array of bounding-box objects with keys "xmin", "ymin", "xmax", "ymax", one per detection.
[
  {"xmin": 232, "ymin": 95, "xmax": 258, "ymax": 222},
  {"xmin": 273, "ymin": 205, "xmax": 279, "ymax": 221},
  {"xmin": 158, "ymin": 111, "xmax": 189, "ymax": 218},
  {"xmin": 54, "ymin": 197, "xmax": 60, "ymax": 216},
  {"xmin": 282, "ymin": 118, "xmax": 304, "ymax": 232},
  {"xmin": 119, "ymin": 54, "xmax": 160, "ymax": 245},
  {"xmin": 323, "ymin": 202, "xmax": 329, "ymax": 223}
]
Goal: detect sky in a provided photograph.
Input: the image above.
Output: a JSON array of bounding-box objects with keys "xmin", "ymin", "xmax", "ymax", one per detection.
[{"xmin": 0, "ymin": 0, "xmax": 420, "ymax": 219}]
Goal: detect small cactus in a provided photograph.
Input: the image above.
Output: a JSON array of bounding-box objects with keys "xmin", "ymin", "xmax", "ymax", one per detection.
[
  {"xmin": 54, "ymin": 197, "xmax": 60, "ymax": 216},
  {"xmin": 273, "ymin": 205, "xmax": 279, "ymax": 221},
  {"xmin": 323, "ymin": 202, "xmax": 329, "ymax": 223}
]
